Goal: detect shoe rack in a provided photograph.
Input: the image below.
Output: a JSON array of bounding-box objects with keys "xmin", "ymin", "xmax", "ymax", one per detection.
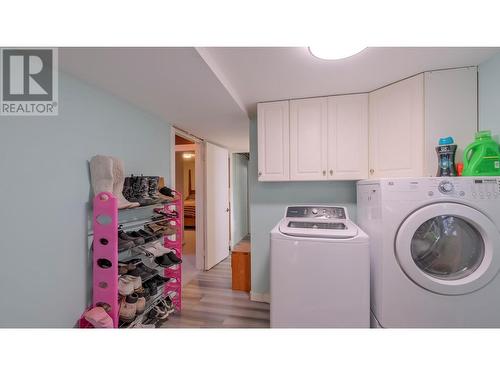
[{"xmin": 79, "ymin": 190, "xmax": 183, "ymax": 328}]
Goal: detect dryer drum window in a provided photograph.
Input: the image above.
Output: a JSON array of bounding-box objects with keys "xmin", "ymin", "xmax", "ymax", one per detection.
[{"xmin": 410, "ymin": 216, "xmax": 485, "ymax": 281}]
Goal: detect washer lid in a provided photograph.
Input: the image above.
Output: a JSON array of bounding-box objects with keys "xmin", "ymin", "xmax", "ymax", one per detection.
[
  {"xmin": 279, "ymin": 218, "xmax": 358, "ymax": 238},
  {"xmin": 395, "ymin": 202, "xmax": 500, "ymax": 295}
]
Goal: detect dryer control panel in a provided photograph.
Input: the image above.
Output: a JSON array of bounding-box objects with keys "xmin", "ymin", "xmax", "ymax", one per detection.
[{"xmin": 285, "ymin": 206, "xmax": 347, "ymax": 219}]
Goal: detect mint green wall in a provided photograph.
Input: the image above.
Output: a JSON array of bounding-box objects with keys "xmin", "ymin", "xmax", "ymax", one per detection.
[
  {"xmin": 479, "ymin": 52, "xmax": 500, "ymax": 142},
  {"xmin": 231, "ymin": 153, "xmax": 249, "ymax": 247},
  {"xmin": 0, "ymin": 72, "xmax": 171, "ymax": 327},
  {"xmin": 248, "ymin": 118, "xmax": 357, "ymax": 296}
]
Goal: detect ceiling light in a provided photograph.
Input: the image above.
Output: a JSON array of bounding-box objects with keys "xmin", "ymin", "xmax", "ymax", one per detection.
[
  {"xmin": 183, "ymin": 152, "xmax": 194, "ymax": 159},
  {"xmin": 308, "ymin": 46, "xmax": 366, "ymax": 60}
]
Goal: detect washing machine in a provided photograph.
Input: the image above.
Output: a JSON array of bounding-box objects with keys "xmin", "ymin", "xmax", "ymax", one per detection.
[
  {"xmin": 270, "ymin": 205, "xmax": 369, "ymax": 328},
  {"xmin": 357, "ymin": 177, "xmax": 500, "ymax": 328}
]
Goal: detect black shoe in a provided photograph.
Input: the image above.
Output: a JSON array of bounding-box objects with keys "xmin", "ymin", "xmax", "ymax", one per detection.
[
  {"xmin": 159, "ymin": 186, "xmax": 175, "ymax": 198},
  {"xmin": 126, "ymin": 231, "xmax": 148, "ymax": 244},
  {"xmin": 149, "ymin": 274, "xmax": 171, "ymax": 288},
  {"xmin": 128, "ymin": 175, "xmax": 155, "ymax": 206},
  {"xmin": 154, "ymin": 254, "xmax": 176, "ymax": 268},
  {"xmin": 119, "ymin": 230, "xmax": 143, "ymax": 246},
  {"xmin": 166, "ymin": 251, "xmax": 182, "ymax": 264},
  {"xmin": 146, "ymin": 176, "xmax": 162, "ymax": 202},
  {"xmin": 144, "ymin": 280, "xmax": 158, "ymax": 296},
  {"xmin": 128, "ymin": 263, "xmax": 158, "ymax": 279}
]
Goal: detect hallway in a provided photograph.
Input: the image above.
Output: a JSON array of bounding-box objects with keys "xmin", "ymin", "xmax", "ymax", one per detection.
[{"xmin": 162, "ymin": 253, "xmax": 270, "ymax": 328}]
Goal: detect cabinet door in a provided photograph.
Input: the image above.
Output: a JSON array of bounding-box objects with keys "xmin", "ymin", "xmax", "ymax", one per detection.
[
  {"xmin": 369, "ymin": 74, "xmax": 424, "ymax": 178},
  {"xmin": 257, "ymin": 101, "xmax": 290, "ymax": 181},
  {"xmin": 327, "ymin": 94, "xmax": 368, "ymax": 180},
  {"xmin": 424, "ymin": 67, "xmax": 477, "ymax": 176},
  {"xmin": 289, "ymin": 97, "xmax": 328, "ymax": 180}
]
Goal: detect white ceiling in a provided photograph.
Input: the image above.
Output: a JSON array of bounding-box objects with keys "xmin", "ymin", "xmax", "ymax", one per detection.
[
  {"xmin": 60, "ymin": 47, "xmax": 500, "ymax": 152},
  {"xmin": 199, "ymin": 47, "xmax": 500, "ymax": 115},
  {"xmin": 59, "ymin": 48, "xmax": 250, "ymax": 151}
]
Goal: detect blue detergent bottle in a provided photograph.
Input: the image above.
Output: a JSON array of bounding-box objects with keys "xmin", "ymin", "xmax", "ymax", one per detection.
[{"xmin": 436, "ymin": 137, "xmax": 457, "ymax": 177}]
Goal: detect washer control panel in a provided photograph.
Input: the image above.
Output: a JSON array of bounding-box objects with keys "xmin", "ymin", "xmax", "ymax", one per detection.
[
  {"xmin": 471, "ymin": 178, "xmax": 500, "ymax": 199},
  {"xmin": 286, "ymin": 206, "xmax": 347, "ymax": 219}
]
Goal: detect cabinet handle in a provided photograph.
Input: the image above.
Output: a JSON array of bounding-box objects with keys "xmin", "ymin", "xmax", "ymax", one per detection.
[
  {"xmin": 322, "ymin": 170, "xmax": 326, "ymax": 176},
  {"xmin": 258, "ymin": 171, "xmax": 262, "ymax": 177},
  {"xmin": 329, "ymin": 169, "xmax": 333, "ymax": 176},
  {"xmin": 370, "ymin": 169, "xmax": 374, "ymax": 174}
]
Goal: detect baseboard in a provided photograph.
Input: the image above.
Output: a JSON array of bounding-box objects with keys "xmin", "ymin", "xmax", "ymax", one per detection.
[{"xmin": 250, "ymin": 291, "xmax": 270, "ymax": 304}]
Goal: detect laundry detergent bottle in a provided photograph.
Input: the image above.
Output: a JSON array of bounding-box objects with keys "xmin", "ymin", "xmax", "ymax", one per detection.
[
  {"xmin": 462, "ymin": 130, "xmax": 500, "ymax": 176},
  {"xmin": 436, "ymin": 136, "xmax": 457, "ymax": 176}
]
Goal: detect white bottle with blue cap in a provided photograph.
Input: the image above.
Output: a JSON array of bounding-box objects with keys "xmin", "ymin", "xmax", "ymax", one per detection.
[{"xmin": 436, "ymin": 136, "xmax": 457, "ymax": 176}]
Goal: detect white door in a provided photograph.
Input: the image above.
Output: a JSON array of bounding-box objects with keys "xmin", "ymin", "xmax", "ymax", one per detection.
[
  {"xmin": 327, "ymin": 94, "xmax": 368, "ymax": 180},
  {"xmin": 369, "ymin": 74, "xmax": 424, "ymax": 178},
  {"xmin": 205, "ymin": 142, "xmax": 230, "ymax": 270},
  {"xmin": 289, "ymin": 97, "xmax": 328, "ymax": 180},
  {"xmin": 257, "ymin": 101, "xmax": 290, "ymax": 181},
  {"xmin": 395, "ymin": 203, "xmax": 500, "ymax": 295}
]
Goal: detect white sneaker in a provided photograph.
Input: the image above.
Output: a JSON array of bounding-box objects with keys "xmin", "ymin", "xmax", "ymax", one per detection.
[
  {"xmin": 119, "ymin": 276, "xmax": 134, "ymax": 296},
  {"xmin": 152, "ymin": 242, "xmax": 172, "ymax": 256}
]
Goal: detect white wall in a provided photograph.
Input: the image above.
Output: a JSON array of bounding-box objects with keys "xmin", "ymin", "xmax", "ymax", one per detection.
[
  {"xmin": 0, "ymin": 72, "xmax": 171, "ymax": 327},
  {"xmin": 479, "ymin": 52, "xmax": 500, "ymax": 141}
]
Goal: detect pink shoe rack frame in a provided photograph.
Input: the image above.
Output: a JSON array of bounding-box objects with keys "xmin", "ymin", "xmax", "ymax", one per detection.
[
  {"xmin": 79, "ymin": 190, "xmax": 183, "ymax": 328},
  {"xmin": 80, "ymin": 192, "xmax": 119, "ymax": 328},
  {"xmin": 161, "ymin": 190, "xmax": 183, "ymax": 311}
]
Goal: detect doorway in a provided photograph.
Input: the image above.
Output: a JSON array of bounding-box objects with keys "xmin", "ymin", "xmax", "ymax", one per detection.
[
  {"xmin": 174, "ymin": 133, "xmax": 202, "ymax": 284},
  {"xmin": 171, "ymin": 128, "xmax": 239, "ymax": 279}
]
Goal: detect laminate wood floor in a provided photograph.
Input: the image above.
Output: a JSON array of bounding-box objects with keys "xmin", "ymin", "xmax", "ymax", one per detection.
[{"xmin": 161, "ymin": 245, "xmax": 270, "ymax": 328}]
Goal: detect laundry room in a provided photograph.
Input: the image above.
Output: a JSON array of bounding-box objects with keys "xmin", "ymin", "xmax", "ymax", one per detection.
[{"xmin": 3, "ymin": 2, "xmax": 500, "ymax": 374}]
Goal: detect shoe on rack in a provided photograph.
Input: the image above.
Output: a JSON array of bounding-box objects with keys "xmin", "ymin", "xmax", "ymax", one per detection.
[
  {"xmin": 119, "ymin": 275, "xmax": 135, "ymax": 296},
  {"xmin": 146, "ymin": 176, "xmax": 162, "ymax": 202},
  {"xmin": 138, "ymin": 228, "xmax": 162, "ymax": 241},
  {"xmin": 151, "ymin": 303, "xmax": 169, "ymax": 321},
  {"xmin": 125, "ymin": 231, "xmax": 147, "ymax": 245},
  {"xmin": 142, "ymin": 244, "xmax": 162, "ymax": 258},
  {"xmin": 89, "ymin": 155, "xmax": 114, "ymax": 198},
  {"xmin": 154, "ymin": 253, "xmax": 177, "ymax": 268},
  {"xmin": 159, "ymin": 297, "xmax": 175, "ymax": 315},
  {"xmin": 166, "ymin": 251, "xmax": 182, "ymax": 264},
  {"xmin": 128, "ymin": 275, "xmax": 142, "ymax": 292},
  {"xmin": 119, "ymin": 229, "xmax": 144, "ymax": 246},
  {"xmin": 143, "ymin": 242, "xmax": 169, "ymax": 257},
  {"xmin": 159, "ymin": 186, "xmax": 175, "ymax": 198},
  {"xmin": 119, "ymin": 293, "xmax": 139, "ymax": 323},
  {"xmin": 111, "ymin": 156, "xmax": 140, "ymax": 209},
  {"xmin": 144, "ymin": 280, "xmax": 158, "ymax": 296},
  {"xmin": 118, "ymin": 263, "xmax": 129, "ymax": 275},
  {"xmin": 118, "ymin": 236, "xmax": 135, "ymax": 252},
  {"xmin": 136, "ymin": 293, "xmax": 146, "ymax": 315},
  {"xmin": 128, "ymin": 175, "xmax": 155, "ymax": 207}
]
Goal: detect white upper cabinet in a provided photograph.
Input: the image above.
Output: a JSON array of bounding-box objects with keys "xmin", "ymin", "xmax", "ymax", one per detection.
[
  {"xmin": 289, "ymin": 97, "xmax": 328, "ymax": 180},
  {"xmin": 257, "ymin": 101, "xmax": 290, "ymax": 181},
  {"xmin": 424, "ymin": 67, "xmax": 478, "ymax": 177},
  {"xmin": 369, "ymin": 74, "xmax": 425, "ymax": 178},
  {"xmin": 257, "ymin": 68, "xmax": 477, "ymax": 182},
  {"xmin": 327, "ymin": 94, "xmax": 368, "ymax": 180}
]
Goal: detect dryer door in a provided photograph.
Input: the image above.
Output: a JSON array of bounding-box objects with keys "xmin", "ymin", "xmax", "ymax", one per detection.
[{"xmin": 395, "ymin": 203, "xmax": 500, "ymax": 295}]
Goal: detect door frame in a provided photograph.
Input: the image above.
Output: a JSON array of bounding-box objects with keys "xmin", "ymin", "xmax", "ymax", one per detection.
[{"xmin": 170, "ymin": 126, "xmax": 206, "ymax": 270}]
